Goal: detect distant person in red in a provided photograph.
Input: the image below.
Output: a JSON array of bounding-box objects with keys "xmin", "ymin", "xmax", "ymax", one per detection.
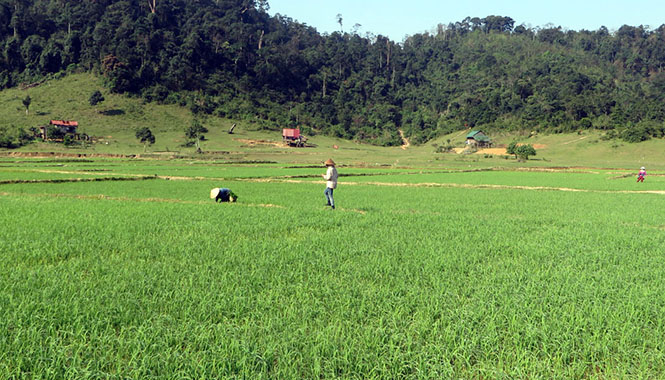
[{"xmin": 637, "ymin": 167, "xmax": 646, "ymax": 182}]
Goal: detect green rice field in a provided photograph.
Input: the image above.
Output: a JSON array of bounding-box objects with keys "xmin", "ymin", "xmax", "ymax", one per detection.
[{"xmin": 2, "ymin": 157, "xmax": 665, "ymax": 378}]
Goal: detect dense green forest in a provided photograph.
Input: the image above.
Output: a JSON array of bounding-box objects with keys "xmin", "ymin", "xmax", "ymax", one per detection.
[{"xmin": 3, "ymin": 0, "xmax": 665, "ymax": 145}]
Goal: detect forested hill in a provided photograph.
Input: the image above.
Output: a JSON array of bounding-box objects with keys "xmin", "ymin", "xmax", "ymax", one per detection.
[{"xmin": 3, "ymin": 1, "xmax": 665, "ymax": 145}]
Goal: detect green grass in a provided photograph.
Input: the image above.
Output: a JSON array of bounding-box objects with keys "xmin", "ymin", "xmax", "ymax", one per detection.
[
  {"xmin": 4, "ymin": 72, "xmax": 665, "ymax": 169},
  {"xmin": 4, "ymin": 73, "xmax": 665, "ymax": 377},
  {"xmin": 3, "ymin": 159, "xmax": 665, "ymax": 378}
]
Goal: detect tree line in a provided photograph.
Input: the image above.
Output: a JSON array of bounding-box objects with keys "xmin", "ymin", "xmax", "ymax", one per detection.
[{"xmin": 3, "ymin": 0, "xmax": 665, "ymax": 145}]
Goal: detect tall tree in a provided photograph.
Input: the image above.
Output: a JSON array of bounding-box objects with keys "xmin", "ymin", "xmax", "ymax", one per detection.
[
  {"xmin": 135, "ymin": 127, "xmax": 155, "ymax": 152},
  {"xmin": 185, "ymin": 119, "xmax": 208, "ymax": 152},
  {"xmin": 22, "ymin": 95, "xmax": 31, "ymax": 115}
]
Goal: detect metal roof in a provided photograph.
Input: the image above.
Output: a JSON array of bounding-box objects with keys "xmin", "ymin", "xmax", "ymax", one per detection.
[
  {"xmin": 50, "ymin": 120, "xmax": 78, "ymax": 127},
  {"xmin": 466, "ymin": 130, "xmax": 490, "ymax": 142}
]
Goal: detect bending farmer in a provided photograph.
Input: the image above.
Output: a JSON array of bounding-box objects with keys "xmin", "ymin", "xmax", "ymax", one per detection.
[
  {"xmin": 322, "ymin": 158, "xmax": 338, "ymax": 209},
  {"xmin": 210, "ymin": 188, "xmax": 238, "ymax": 202},
  {"xmin": 637, "ymin": 167, "xmax": 646, "ymax": 183}
]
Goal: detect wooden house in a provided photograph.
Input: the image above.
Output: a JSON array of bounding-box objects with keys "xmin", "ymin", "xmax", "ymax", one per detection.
[
  {"xmin": 39, "ymin": 120, "xmax": 79, "ymax": 140},
  {"xmin": 465, "ymin": 130, "xmax": 492, "ymax": 148},
  {"xmin": 282, "ymin": 128, "xmax": 307, "ymax": 147}
]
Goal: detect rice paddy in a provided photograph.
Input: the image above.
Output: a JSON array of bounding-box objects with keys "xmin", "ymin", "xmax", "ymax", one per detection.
[{"xmin": 2, "ymin": 157, "xmax": 665, "ymax": 378}]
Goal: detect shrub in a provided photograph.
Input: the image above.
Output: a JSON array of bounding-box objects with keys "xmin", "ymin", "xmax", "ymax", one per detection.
[
  {"xmin": 0, "ymin": 125, "xmax": 33, "ymax": 148},
  {"xmin": 620, "ymin": 126, "xmax": 650, "ymax": 143},
  {"xmin": 516, "ymin": 144, "xmax": 536, "ymax": 160},
  {"xmin": 506, "ymin": 140, "xmax": 519, "ymax": 158},
  {"xmin": 63, "ymin": 135, "xmax": 76, "ymax": 146},
  {"xmin": 89, "ymin": 90, "xmax": 105, "ymax": 106}
]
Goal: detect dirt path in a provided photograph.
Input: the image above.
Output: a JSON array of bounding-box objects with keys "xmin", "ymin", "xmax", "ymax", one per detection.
[
  {"xmin": 4, "ymin": 176, "xmax": 663, "ymax": 216},
  {"xmin": 0, "ymin": 190, "xmax": 284, "ymax": 208},
  {"xmin": 398, "ymin": 130, "xmax": 410, "ymax": 150},
  {"xmin": 0, "ymin": 190, "xmax": 374, "ymax": 212},
  {"xmin": 14, "ymin": 169, "xmax": 656, "ymax": 196},
  {"xmin": 452, "ymin": 128, "xmax": 471, "ymax": 139},
  {"xmin": 0, "ymin": 176, "xmax": 156, "ymax": 185},
  {"xmin": 236, "ymin": 177, "xmax": 665, "ymax": 195},
  {"xmin": 562, "ymin": 136, "xmax": 589, "ymax": 145},
  {"xmin": 0, "ymin": 152, "xmax": 136, "ymax": 158},
  {"xmin": 30, "ymin": 169, "xmax": 145, "ymax": 177},
  {"xmin": 6, "ymin": 168, "xmax": 663, "ymax": 202}
]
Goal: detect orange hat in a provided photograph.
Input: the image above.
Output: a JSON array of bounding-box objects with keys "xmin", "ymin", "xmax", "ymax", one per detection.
[{"xmin": 324, "ymin": 158, "xmax": 336, "ymax": 166}]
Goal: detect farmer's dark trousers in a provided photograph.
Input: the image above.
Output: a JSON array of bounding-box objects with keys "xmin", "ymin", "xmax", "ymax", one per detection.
[{"xmin": 324, "ymin": 187, "xmax": 334, "ymax": 207}]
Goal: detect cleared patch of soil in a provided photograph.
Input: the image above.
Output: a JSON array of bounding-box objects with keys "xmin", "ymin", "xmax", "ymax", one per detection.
[
  {"xmin": 475, "ymin": 148, "xmax": 507, "ymax": 155},
  {"xmin": 234, "ymin": 138, "xmax": 285, "ymax": 147}
]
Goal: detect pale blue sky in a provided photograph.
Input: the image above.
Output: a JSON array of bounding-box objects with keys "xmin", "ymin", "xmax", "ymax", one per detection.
[{"xmin": 267, "ymin": 0, "xmax": 665, "ymax": 42}]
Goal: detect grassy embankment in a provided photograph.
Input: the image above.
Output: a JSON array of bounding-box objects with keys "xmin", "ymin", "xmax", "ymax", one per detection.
[{"xmin": 2, "ymin": 73, "xmax": 665, "ymax": 169}]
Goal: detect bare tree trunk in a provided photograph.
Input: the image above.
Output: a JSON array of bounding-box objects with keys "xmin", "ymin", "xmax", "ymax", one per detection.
[
  {"xmin": 148, "ymin": 0, "xmax": 156, "ymax": 13},
  {"xmin": 213, "ymin": 34, "xmax": 221, "ymax": 54},
  {"xmin": 322, "ymin": 71, "xmax": 327, "ymax": 98},
  {"xmin": 258, "ymin": 30, "xmax": 264, "ymax": 50},
  {"xmin": 13, "ymin": 3, "xmax": 18, "ymax": 38},
  {"xmin": 386, "ymin": 39, "xmax": 391, "ymax": 68}
]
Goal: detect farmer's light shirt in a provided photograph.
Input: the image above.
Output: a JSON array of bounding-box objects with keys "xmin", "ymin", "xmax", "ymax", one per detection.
[{"xmin": 324, "ymin": 166, "xmax": 338, "ymax": 189}]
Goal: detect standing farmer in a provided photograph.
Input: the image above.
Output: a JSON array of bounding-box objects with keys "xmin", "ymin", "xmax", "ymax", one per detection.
[
  {"xmin": 637, "ymin": 166, "xmax": 646, "ymax": 182},
  {"xmin": 322, "ymin": 158, "xmax": 338, "ymax": 209}
]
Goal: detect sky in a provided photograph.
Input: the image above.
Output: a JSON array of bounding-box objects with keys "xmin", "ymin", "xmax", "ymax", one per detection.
[{"xmin": 266, "ymin": 0, "xmax": 665, "ymax": 42}]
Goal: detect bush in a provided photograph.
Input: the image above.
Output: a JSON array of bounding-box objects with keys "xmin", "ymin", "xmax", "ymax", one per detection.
[
  {"xmin": 0, "ymin": 125, "xmax": 33, "ymax": 148},
  {"xmin": 89, "ymin": 90, "xmax": 104, "ymax": 106},
  {"xmin": 0, "ymin": 134, "xmax": 14, "ymax": 148},
  {"xmin": 516, "ymin": 144, "xmax": 536, "ymax": 160},
  {"xmin": 435, "ymin": 144, "xmax": 455, "ymax": 153},
  {"xmin": 600, "ymin": 130, "xmax": 617, "ymax": 140},
  {"xmin": 144, "ymin": 85, "xmax": 169, "ymax": 103},
  {"xmin": 46, "ymin": 125, "xmax": 65, "ymax": 140},
  {"xmin": 63, "ymin": 135, "xmax": 76, "ymax": 146},
  {"xmin": 506, "ymin": 140, "xmax": 536, "ymax": 160},
  {"xmin": 506, "ymin": 140, "xmax": 518, "ymax": 158},
  {"xmin": 620, "ymin": 125, "xmax": 650, "ymax": 143},
  {"xmin": 579, "ymin": 117, "xmax": 592, "ymax": 129}
]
